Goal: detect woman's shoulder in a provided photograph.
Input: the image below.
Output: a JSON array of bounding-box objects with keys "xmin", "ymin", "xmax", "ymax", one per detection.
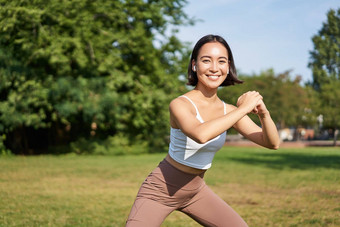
[
  {"xmin": 170, "ymin": 95, "xmax": 191, "ymax": 109},
  {"xmin": 170, "ymin": 91, "xmax": 194, "ymax": 104},
  {"xmin": 169, "ymin": 94, "xmax": 197, "ymax": 116}
]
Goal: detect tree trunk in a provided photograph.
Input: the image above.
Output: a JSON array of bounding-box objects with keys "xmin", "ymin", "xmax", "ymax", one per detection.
[{"xmin": 333, "ymin": 129, "xmax": 339, "ymax": 146}]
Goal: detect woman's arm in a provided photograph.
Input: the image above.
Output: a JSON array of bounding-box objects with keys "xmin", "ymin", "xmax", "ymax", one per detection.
[
  {"xmin": 170, "ymin": 91, "xmax": 263, "ymax": 144},
  {"xmin": 233, "ymin": 98, "xmax": 280, "ymax": 149}
]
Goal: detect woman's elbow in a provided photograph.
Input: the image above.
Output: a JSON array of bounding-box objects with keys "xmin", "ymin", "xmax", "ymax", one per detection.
[
  {"xmin": 272, "ymin": 145, "xmax": 280, "ymax": 150},
  {"xmin": 192, "ymin": 134, "xmax": 210, "ymax": 144},
  {"xmin": 269, "ymin": 142, "xmax": 280, "ymax": 150},
  {"xmin": 194, "ymin": 137, "xmax": 209, "ymax": 144}
]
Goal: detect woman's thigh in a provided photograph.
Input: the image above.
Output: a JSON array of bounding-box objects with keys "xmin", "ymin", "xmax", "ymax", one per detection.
[
  {"xmin": 180, "ymin": 185, "xmax": 248, "ymax": 227},
  {"xmin": 126, "ymin": 159, "xmax": 208, "ymax": 226},
  {"xmin": 125, "ymin": 198, "xmax": 173, "ymax": 227}
]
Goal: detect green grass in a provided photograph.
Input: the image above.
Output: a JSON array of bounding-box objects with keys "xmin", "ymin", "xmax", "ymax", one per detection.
[{"xmin": 0, "ymin": 147, "xmax": 339, "ymax": 226}]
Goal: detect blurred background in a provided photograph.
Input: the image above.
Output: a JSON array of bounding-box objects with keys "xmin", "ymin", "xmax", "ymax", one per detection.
[{"xmin": 0, "ymin": 0, "xmax": 339, "ymax": 155}]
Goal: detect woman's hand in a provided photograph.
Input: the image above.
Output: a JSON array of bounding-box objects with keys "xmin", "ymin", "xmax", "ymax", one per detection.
[
  {"xmin": 252, "ymin": 99, "xmax": 269, "ymax": 116},
  {"xmin": 235, "ymin": 91, "xmax": 279, "ymax": 149},
  {"xmin": 236, "ymin": 91, "xmax": 263, "ymax": 114}
]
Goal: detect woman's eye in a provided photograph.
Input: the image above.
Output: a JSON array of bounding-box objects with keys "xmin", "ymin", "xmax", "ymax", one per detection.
[
  {"xmin": 202, "ymin": 59, "xmax": 210, "ymax": 63},
  {"xmin": 219, "ymin": 60, "xmax": 227, "ymax": 64}
]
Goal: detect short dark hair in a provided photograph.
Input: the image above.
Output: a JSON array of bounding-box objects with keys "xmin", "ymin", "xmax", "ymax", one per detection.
[{"xmin": 187, "ymin": 34, "xmax": 243, "ymax": 86}]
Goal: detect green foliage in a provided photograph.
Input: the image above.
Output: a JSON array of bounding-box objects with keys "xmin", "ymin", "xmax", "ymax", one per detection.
[
  {"xmin": 309, "ymin": 8, "xmax": 340, "ymax": 90},
  {"xmin": 218, "ymin": 69, "xmax": 313, "ymax": 129},
  {"xmin": 70, "ymin": 134, "xmax": 149, "ymax": 156},
  {"xmin": 309, "ymin": 8, "xmax": 340, "ymax": 131},
  {"xmin": 317, "ymin": 81, "xmax": 340, "ymax": 128},
  {"xmin": 0, "ymin": 0, "xmax": 191, "ymax": 154},
  {"xmin": 0, "ymin": 134, "xmax": 11, "ymax": 155}
]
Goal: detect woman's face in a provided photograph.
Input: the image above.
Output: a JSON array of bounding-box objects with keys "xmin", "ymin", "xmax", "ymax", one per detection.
[{"xmin": 193, "ymin": 42, "xmax": 229, "ymax": 89}]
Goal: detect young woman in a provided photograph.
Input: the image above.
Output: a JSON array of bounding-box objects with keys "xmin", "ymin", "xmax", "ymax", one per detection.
[{"xmin": 126, "ymin": 34, "xmax": 280, "ymax": 227}]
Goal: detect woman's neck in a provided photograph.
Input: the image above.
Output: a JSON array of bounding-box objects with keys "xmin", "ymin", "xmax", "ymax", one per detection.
[{"xmin": 192, "ymin": 86, "xmax": 219, "ymax": 103}]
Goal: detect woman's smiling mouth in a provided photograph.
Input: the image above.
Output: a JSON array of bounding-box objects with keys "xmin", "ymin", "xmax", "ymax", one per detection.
[{"xmin": 207, "ymin": 75, "xmax": 220, "ymax": 80}]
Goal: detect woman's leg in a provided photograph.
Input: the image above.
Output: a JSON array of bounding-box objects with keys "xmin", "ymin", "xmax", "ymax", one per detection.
[
  {"xmin": 126, "ymin": 197, "xmax": 173, "ymax": 227},
  {"xmin": 126, "ymin": 159, "xmax": 208, "ymax": 226},
  {"xmin": 180, "ymin": 184, "xmax": 248, "ymax": 227},
  {"xmin": 126, "ymin": 159, "xmax": 185, "ymax": 226}
]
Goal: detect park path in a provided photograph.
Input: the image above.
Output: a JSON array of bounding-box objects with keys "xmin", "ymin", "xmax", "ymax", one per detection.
[{"xmin": 225, "ymin": 140, "xmax": 340, "ymax": 148}]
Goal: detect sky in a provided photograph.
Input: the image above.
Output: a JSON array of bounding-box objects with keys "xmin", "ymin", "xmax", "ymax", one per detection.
[{"xmin": 176, "ymin": 0, "xmax": 339, "ymax": 83}]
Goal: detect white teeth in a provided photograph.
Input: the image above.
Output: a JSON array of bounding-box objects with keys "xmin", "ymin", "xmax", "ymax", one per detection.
[{"xmin": 208, "ymin": 76, "xmax": 219, "ymax": 79}]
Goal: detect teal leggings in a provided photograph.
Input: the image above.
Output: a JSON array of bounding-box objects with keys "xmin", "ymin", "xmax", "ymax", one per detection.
[{"xmin": 126, "ymin": 159, "xmax": 248, "ymax": 227}]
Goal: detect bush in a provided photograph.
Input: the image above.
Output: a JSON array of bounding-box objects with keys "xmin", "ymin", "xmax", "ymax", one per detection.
[
  {"xmin": 70, "ymin": 134, "xmax": 150, "ymax": 156},
  {"xmin": 0, "ymin": 134, "xmax": 12, "ymax": 156}
]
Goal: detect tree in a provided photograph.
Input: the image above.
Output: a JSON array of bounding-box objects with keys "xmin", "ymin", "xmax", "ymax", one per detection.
[
  {"xmin": 0, "ymin": 0, "xmax": 192, "ymax": 154},
  {"xmin": 309, "ymin": 8, "xmax": 340, "ymax": 145},
  {"xmin": 218, "ymin": 69, "xmax": 312, "ymax": 132}
]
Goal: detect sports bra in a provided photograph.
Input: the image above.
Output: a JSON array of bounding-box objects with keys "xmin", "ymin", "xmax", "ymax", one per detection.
[{"xmin": 168, "ymin": 95, "xmax": 227, "ymax": 170}]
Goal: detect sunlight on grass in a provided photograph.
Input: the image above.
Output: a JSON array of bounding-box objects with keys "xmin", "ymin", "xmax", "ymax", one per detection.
[{"xmin": 0, "ymin": 147, "xmax": 339, "ymax": 226}]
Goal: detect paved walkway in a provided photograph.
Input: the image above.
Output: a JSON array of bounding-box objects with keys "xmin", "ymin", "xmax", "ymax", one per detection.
[{"xmin": 225, "ymin": 140, "xmax": 340, "ymax": 148}]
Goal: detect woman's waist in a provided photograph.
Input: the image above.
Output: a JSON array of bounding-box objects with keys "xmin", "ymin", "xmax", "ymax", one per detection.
[{"xmin": 165, "ymin": 154, "xmax": 206, "ymax": 175}]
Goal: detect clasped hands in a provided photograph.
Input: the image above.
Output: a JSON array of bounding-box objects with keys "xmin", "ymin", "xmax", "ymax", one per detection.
[{"xmin": 236, "ymin": 91, "xmax": 269, "ymax": 115}]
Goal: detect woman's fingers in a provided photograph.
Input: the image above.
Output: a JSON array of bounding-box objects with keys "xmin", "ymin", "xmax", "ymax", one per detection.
[{"xmin": 237, "ymin": 91, "xmax": 263, "ymax": 113}]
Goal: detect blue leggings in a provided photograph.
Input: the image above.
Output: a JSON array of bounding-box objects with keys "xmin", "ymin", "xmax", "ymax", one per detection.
[{"xmin": 126, "ymin": 159, "xmax": 248, "ymax": 227}]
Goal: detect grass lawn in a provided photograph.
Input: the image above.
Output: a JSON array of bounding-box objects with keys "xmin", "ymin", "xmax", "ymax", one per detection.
[{"xmin": 0, "ymin": 146, "xmax": 339, "ymax": 226}]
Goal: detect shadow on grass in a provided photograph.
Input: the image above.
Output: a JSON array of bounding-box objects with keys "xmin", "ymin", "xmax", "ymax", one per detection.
[{"xmin": 223, "ymin": 152, "xmax": 340, "ymax": 170}]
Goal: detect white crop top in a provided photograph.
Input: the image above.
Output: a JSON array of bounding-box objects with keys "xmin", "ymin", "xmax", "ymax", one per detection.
[{"xmin": 168, "ymin": 96, "xmax": 227, "ymax": 170}]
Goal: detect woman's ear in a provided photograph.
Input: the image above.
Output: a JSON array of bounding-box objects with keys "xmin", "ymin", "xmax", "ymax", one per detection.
[{"xmin": 192, "ymin": 60, "xmax": 196, "ymax": 72}]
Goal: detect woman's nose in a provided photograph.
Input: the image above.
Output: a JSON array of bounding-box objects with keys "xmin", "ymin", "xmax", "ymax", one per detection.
[{"xmin": 210, "ymin": 62, "xmax": 218, "ymax": 72}]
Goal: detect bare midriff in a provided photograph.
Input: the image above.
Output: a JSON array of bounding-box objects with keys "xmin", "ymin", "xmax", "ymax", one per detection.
[{"xmin": 165, "ymin": 154, "xmax": 207, "ymax": 175}]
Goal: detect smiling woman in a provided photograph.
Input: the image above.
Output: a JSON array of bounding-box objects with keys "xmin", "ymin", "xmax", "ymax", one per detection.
[
  {"xmin": 125, "ymin": 34, "xmax": 280, "ymax": 226},
  {"xmin": 194, "ymin": 42, "xmax": 230, "ymax": 86},
  {"xmin": 187, "ymin": 35, "xmax": 242, "ymax": 87}
]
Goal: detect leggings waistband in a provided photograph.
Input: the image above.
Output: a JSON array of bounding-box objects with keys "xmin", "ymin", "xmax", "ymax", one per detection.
[{"xmin": 153, "ymin": 159, "xmax": 205, "ymax": 191}]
